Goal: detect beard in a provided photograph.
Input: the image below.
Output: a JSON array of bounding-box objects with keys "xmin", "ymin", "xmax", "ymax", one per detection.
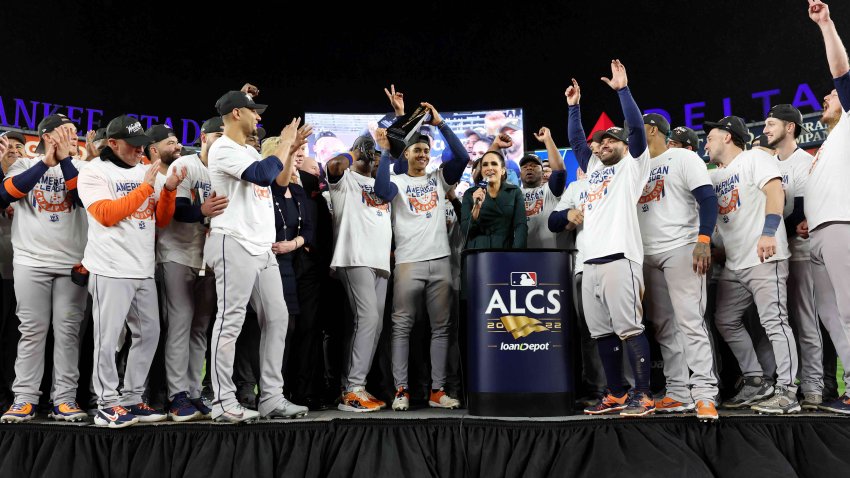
[{"xmin": 767, "ymin": 129, "xmax": 786, "ymax": 149}]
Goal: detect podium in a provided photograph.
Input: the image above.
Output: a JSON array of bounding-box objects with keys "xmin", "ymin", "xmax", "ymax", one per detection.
[{"xmin": 463, "ymin": 249, "xmax": 574, "ymax": 416}]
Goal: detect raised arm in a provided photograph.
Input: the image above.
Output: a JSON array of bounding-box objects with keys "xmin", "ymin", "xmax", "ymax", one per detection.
[
  {"xmin": 421, "ymin": 102, "xmax": 469, "ymax": 184},
  {"xmin": 565, "ymin": 79, "xmax": 592, "ymax": 172},
  {"xmin": 601, "ymin": 60, "xmax": 646, "ymax": 157},
  {"xmin": 275, "ymin": 119, "xmax": 313, "ymax": 188},
  {"xmin": 534, "ymin": 127, "xmax": 566, "ymax": 196},
  {"xmin": 374, "ymin": 128, "xmax": 398, "ymax": 201},
  {"xmin": 809, "ymin": 0, "xmax": 850, "ymax": 109}
]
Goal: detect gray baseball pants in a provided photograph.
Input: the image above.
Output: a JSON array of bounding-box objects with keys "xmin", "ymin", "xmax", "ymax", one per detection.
[
  {"xmin": 205, "ymin": 232, "xmax": 288, "ymax": 418},
  {"xmin": 337, "ymin": 266, "xmax": 387, "ymax": 391},
  {"xmin": 714, "ymin": 260, "xmax": 799, "ymax": 392},
  {"xmin": 160, "ymin": 261, "xmax": 216, "ymax": 400},
  {"xmin": 643, "ymin": 244, "xmax": 718, "ymax": 403},
  {"xmin": 810, "ymin": 223, "xmax": 850, "ymax": 392},
  {"xmin": 787, "ymin": 260, "xmax": 824, "ymax": 394},
  {"xmin": 391, "ymin": 257, "xmax": 452, "ymax": 390},
  {"xmin": 89, "ymin": 274, "xmax": 159, "ymax": 408},
  {"xmin": 582, "ymin": 259, "xmax": 645, "ymax": 340},
  {"xmin": 11, "ymin": 266, "xmax": 87, "ymax": 404}
]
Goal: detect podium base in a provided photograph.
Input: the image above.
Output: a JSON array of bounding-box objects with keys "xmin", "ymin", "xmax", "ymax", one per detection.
[{"xmin": 468, "ymin": 392, "xmax": 574, "ymax": 417}]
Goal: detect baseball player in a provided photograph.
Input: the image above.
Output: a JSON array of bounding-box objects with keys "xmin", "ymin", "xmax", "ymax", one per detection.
[
  {"xmin": 0, "ymin": 132, "xmax": 23, "ymax": 412},
  {"xmin": 0, "ymin": 115, "xmax": 89, "ymax": 423},
  {"xmin": 205, "ymin": 90, "xmax": 309, "ymax": 422},
  {"xmin": 763, "ymin": 104, "xmax": 824, "ymax": 410},
  {"xmin": 520, "ymin": 127, "xmax": 567, "ymax": 249},
  {"xmin": 155, "ymin": 118, "xmax": 229, "ymax": 421},
  {"xmin": 564, "ymin": 61, "xmax": 655, "ymax": 417},
  {"xmin": 387, "ymin": 102, "xmax": 466, "ymax": 411},
  {"xmin": 77, "ymin": 115, "xmax": 186, "ymax": 428},
  {"xmin": 636, "ymin": 113, "xmax": 720, "ymax": 420},
  {"xmin": 704, "ymin": 115, "xmax": 799, "ymax": 414},
  {"xmin": 667, "ymin": 126, "xmax": 700, "ymax": 152},
  {"xmin": 549, "ymin": 168, "xmax": 608, "ymax": 406},
  {"xmin": 804, "ymin": 0, "xmax": 850, "ymax": 414},
  {"xmin": 326, "ymin": 129, "xmax": 395, "ymax": 412}
]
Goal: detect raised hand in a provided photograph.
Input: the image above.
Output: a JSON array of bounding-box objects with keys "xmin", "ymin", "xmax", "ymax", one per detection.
[
  {"xmin": 280, "ymin": 117, "xmax": 302, "ymax": 144},
  {"xmin": 375, "ymin": 128, "xmax": 391, "ymax": 150},
  {"xmin": 165, "ymin": 166, "xmax": 187, "ymax": 192},
  {"xmin": 55, "ymin": 127, "xmax": 77, "ymax": 159},
  {"xmin": 42, "ymin": 134, "xmax": 60, "ymax": 167},
  {"xmin": 290, "ymin": 122, "xmax": 313, "ymax": 154},
  {"xmin": 421, "ymin": 102, "xmax": 444, "ymax": 126},
  {"xmin": 85, "ymin": 129, "xmax": 99, "ymax": 159},
  {"xmin": 144, "ymin": 160, "xmax": 161, "ymax": 187},
  {"xmin": 200, "ymin": 191, "xmax": 229, "ymax": 218},
  {"xmin": 600, "ymin": 59, "xmax": 628, "ymax": 91},
  {"xmin": 0, "ymin": 135, "xmax": 9, "ymax": 161},
  {"xmin": 493, "ymin": 133, "xmax": 513, "ymax": 149},
  {"xmin": 241, "ymin": 83, "xmax": 260, "ymax": 98},
  {"xmin": 534, "ymin": 127, "xmax": 553, "ymax": 143},
  {"xmin": 565, "ymin": 78, "xmax": 581, "ymax": 106},
  {"xmin": 808, "ymin": 0, "xmax": 831, "ymax": 25},
  {"xmin": 384, "ymin": 84, "xmax": 405, "ymax": 116}
]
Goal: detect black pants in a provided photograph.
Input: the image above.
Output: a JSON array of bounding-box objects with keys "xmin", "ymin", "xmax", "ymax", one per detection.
[{"xmin": 285, "ymin": 250, "xmax": 325, "ymax": 399}]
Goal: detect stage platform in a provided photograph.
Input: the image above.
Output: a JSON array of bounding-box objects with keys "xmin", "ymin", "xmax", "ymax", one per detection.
[{"xmin": 0, "ymin": 408, "xmax": 848, "ymax": 477}]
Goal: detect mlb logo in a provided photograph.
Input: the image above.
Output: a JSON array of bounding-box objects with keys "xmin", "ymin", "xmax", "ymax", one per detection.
[{"xmin": 511, "ymin": 272, "xmax": 538, "ymax": 287}]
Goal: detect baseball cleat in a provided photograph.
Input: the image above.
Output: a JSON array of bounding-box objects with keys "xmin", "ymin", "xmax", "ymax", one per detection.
[
  {"xmin": 655, "ymin": 396, "xmax": 696, "ymax": 413},
  {"xmin": 429, "ymin": 388, "xmax": 461, "ymax": 409},
  {"xmin": 262, "ymin": 398, "xmax": 309, "ymax": 419},
  {"xmin": 392, "ymin": 387, "xmax": 411, "ymax": 412},
  {"xmin": 364, "ymin": 390, "xmax": 387, "ymax": 410},
  {"xmin": 214, "ymin": 404, "xmax": 259, "ymax": 424},
  {"xmin": 722, "ymin": 376, "xmax": 773, "ymax": 409},
  {"xmin": 818, "ymin": 395, "xmax": 850, "ymax": 415},
  {"xmin": 695, "ymin": 400, "xmax": 719, "ymax": 421},
  {"xmin": 168, "ymin": 392, "xmax": 201, "ymax": 422},
  {"xmin": 340, "ymin": 388, "xmax": 381, "ymax": 413},
  {"xmin": 751, "ymin": 387, "xmax": 801, "ymax": 415},
  {"xmin": 584, "ymin": 390, "xmax": 628, "ymax": 415},
  {"xmin": 1, "ymin": 402, "xmax": 36, "ymax": 423},
  {"xmin": 94, "ymin": 406, "xmax": 139, "ymax": 428},
  {"xmin": 620, "ymin": 391, "xmax": 655, "ymax": 417},
  {"xmin": 800, "ymin": 393, "xmax": 823, "ymax": 411},
  {"xmin": 49, "ymin": 401, "xmax": 88, "ymax": 422},
  {"xmin": 190, "ymin": 397, "xmax": 212, "ymax": 419},
  {"xmin": 126, "ymin": 402, "xmax": 167, "ymax": 422}
]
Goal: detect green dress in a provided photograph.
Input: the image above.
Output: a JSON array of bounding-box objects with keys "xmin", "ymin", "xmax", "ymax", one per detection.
[{"xmin": 460, "ymin": 182, "xmax": 528, "ymax": 249}]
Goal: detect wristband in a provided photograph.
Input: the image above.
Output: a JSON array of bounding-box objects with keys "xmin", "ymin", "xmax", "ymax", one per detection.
[
  {"xmin": 697, "ymin": 235, "xmax": 711, "ymax": 244},
  {"xmin": 762, "ymin": 214, "xmax": 782, "ymax": 237}
]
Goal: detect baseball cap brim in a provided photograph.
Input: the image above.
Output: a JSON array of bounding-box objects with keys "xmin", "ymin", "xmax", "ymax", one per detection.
[
  {"xmin": 601, "ymin": 131, "xmax": 628, "ymax": 143},
  {"xmin": 250, "ymin": 104, "xmax": 267, "ymax": 115},
  {"xmin": 124, "ymin": 135, "xmax": 154, "ymax": 147},
  {"xmin": 703, "ymin": 121, "xmax": 745, "ymax": 142}
]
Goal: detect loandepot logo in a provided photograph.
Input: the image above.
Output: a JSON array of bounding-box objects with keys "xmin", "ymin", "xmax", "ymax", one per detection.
[
  {"xmin": 500, "ymin": 342, "xmax": 551, "ymax": 352},
  {"xmin": 499, "ymin": 315, "xmax": 549, "ymax": 339}
]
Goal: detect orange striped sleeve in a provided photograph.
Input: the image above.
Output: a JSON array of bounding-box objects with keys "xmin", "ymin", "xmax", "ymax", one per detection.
[
  {"xmin": 2, "ymin": 178, "xmax": 26, "ymax": 199},
  {"xmin": 65, "ymin": 176, "xmax": 78, "ymax": 190},
  {"xmin": 87, "ymin": 183, "xmax": 154, "ymax": 227}
]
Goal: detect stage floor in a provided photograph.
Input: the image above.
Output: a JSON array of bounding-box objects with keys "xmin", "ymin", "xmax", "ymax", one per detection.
[{"xmin": 3, "ymin": 408, "xmax": 850, "ymax": 477}]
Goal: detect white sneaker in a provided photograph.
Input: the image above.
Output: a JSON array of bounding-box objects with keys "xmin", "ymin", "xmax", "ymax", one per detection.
[
  {"xmin": 263, "ymin": 398, "xmax": 309, "ymax": 419},
  {"xmin": 429, "ymin": 388, "xmax": 461, "ymax": 409},
  {"xmin": 392, "ymin": 387, "xmax": 410, "ymax": 411},
  {"xmin": 214, "ymin": 404, "xmax": 259, "ymax": 424}
]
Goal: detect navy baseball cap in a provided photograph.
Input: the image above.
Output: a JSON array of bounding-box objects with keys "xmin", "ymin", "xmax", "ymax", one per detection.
[
  {"xmin": 519, "ymin": 153, "xmax": 543, "ymax": 167},
  {"xmin": 703, "ymin": 116, "xmax": 749, "ymax": 144},
  {"xmin": 145, "ymin": 124, "xmax": 176, "ymax": 144},
  {"xmin": 4, "ymin": 131, "xmax": 26, "ymax": 145},
  {"xmin": 600, "ymin": 126, "xmax": 628, "ymax": 143},
  {"xmin": 669, "ymin": 126, "xmax": 699, "ymax": 149},
  {"xmin": 201, "ymin": 117, "xmax": 224, "ymax": 134},
  {"xmin": 215, "ymin": 91, "xmax": 267, "ymax": 115},
  {"xmin": 767, "ymin": 104, "xmax": 811, "ymax": 138},
  {"xmin": 643, "ymin": 113, "xmax": 670, "ymax": 135}
]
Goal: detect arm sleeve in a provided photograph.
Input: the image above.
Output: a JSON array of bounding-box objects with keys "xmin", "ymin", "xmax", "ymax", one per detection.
[
  {"xmin": 548, "ymin": 170, "xmax": 567, "ymax": 197},
  {"xmin": 511, "ymin": 189, "xmax": 528, "ymax": 248},
  {"xmin": 0, "ymin": 160, "xmax": 48, "ymax": 204},
  {"xmin": 392, "ymin": 153, "xmax": 408, "ymax": 175},
  {"xmin": 240, "ymin": 156, "xmax": 284, "ymax": 187},
  {"xmin": 691, "ymin": 184, "xmax": 718, "ymax": 237},
  {"xmin": 785, "ymin": 197, "xmax": 805, "ymax": 237},
  {"xmin": 835, "ymin": 71, "xmax": 850, "ymax": 112},
  {"xmin": 155, "ymin": 187, "xmax": 177, "ymax": 228},
  {"xmin": 548, "ymin": 208, "xmax": 569, "ymax": 233},
  {"xmin": 373, "ymin": 151, "xmax": 398, "ymax": 201},
  {"xmin": 567, "ymin": 105, "xmax": 592, "ymax": 172},
  {"xmin": 460, "ymin": 188, "xmax": 480, "ymax": 242},
  {"xmin": 59, "ymin": 157, "xmax": 83, "ymax": 208},
  {"xmin": 86, "ymin": 183, "xmax": 154, "ymax": 227},
  {"xmin": 173, "ymin": 197, "xmax": 204, "ymax": 223},
  {"xmin": 438, "ymin": 122, "xmax": 470, "ymax": 185},
  {"xmin": 618, "ymin": 87, "xmax": 647, "ymax": 157}
]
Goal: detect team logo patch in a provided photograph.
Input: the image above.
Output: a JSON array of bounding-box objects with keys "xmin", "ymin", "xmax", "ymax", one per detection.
[
  {"xmin": 131, "ymin": 197, "xmax": 154, "ymax": 220},
  {"xmin": 718, "ymin": 189, "xmax": 740, "ymax": 215},
  {"xmin": 639, "ymin": 179, "xmax": 665, "ymax": 204},
  {"xmin": 511, "ymin": 272, "xmax": 537, "ymax": 287},
  {"xmin": 525, "ymin": 198, "xmax": 543, "ymax": 217},
  {"xmin": 408, "ymin": 191, "xmax": 438, "ymax": 213},
  {"xmin": 361, "ymin": 190, "xmax": 389, "ymax": 212},
  {"xmin": 253, "ymin": 185, "xmax": 271, "ymax": 200}
]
